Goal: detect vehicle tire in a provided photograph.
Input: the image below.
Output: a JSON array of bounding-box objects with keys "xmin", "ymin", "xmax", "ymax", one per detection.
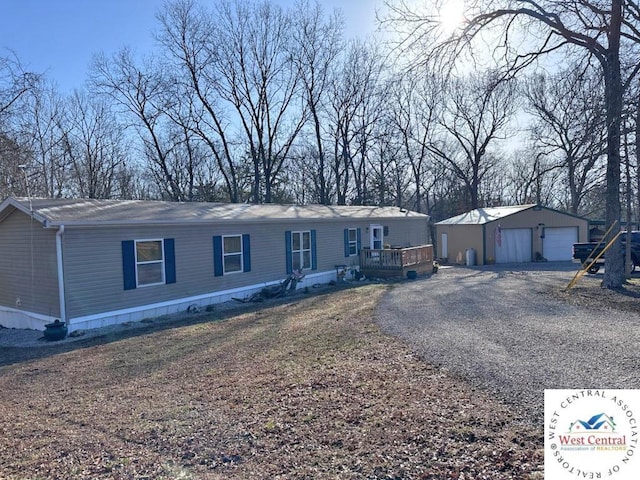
[{"xmin": 587, "ymin": 265, "xmax": 600, "ymax": 274}]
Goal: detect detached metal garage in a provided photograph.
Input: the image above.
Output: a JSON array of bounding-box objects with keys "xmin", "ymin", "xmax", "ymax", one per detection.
[{"xmin": 435, "ymin": 205, "xmax": 588, "ymax": 265}]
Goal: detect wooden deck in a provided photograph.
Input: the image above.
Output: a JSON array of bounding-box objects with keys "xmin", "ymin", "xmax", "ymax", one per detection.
[{"xmin": 360, "ymin": 245, "xmax": 434, "ymax": 279}]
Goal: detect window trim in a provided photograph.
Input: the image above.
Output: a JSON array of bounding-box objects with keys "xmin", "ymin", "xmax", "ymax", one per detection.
[
  {"xmin": 135, "ymin": 238, "xmax": 165, "ymax": 287},
  {"xmin": 285, "ymin": 230, "xmax": 316, "ymax": 274},
  {"xmin": 291, "ymin": 230, "xmax": 312, "ymax": 271},
  {"xmin": 213, "ymin": 234, "xmax": 250, "ymax": 276},
  {"xmin": 222, "ymin": 234, "xmax": 244, "ymax": 275},
  {"xmin": 347, "ymin": 228, "xmax": 358, "ymax": 256}
]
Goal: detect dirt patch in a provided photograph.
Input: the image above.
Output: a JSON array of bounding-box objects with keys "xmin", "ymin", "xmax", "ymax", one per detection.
[
  {"xmin": 0, "ymin": 284, "xmax": 544, "ymax": 479},
  {"xmin": 554, "ymin": 274, "xmax": 640, "ymax": 315}
]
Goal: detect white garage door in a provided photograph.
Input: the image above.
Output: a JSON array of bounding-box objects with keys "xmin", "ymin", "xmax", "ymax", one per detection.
[
  {"xmin": 543, "ymin": 227, "xmax": 578, "ymax": 261},
  {"xmin": 495, "ymin": 228, "xmax": 532, "ymax": 263}
]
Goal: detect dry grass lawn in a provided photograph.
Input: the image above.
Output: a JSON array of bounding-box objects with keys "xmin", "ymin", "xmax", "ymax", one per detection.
[{"xmin": 0, "ymin": 285, "xmax": 543, "ymax": 479}]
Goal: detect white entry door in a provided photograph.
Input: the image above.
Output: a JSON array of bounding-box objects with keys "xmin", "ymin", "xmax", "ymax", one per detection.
[
  {"xmin": 495, "ymin": 228, "xmax": 532, "ymax": 263},
  {"xmin": 441, "ymin": 233, "xmax": 448, "ymax": 259},
  {"xmin": 370, "ymin": 225, "xmax": 383, "ymax": 249}
]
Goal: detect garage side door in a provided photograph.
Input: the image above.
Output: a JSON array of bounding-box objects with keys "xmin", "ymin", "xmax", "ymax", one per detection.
[
  {"xmin": 495, "ymin": 228, "xmax": 532, "ymax": 263},
  {"xmin": 543, "ymin": 226, "xmax": 578, "ymax": 261},
  {"xmin": 441, "ymin": 233, "xmax": 448, "ymax": 259}
]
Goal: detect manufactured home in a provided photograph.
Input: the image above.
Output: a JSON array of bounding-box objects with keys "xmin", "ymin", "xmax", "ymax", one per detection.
[{"xmin": 0, "ymin": 197, "xmax": 430, "ymax": 332}]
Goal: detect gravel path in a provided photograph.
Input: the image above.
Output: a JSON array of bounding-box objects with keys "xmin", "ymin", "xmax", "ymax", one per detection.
[{"xmin": 375, "ymin": 263, "xmax": 640, "ymax": 425}]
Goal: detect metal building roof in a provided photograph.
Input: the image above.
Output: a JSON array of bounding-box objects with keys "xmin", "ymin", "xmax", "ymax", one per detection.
[
  {"xmin": 435, "ymin": 205, "xmax": 538, "ymax": 225},
  {"xmin": 0, "ymin": 197, "xmax": 428, "ymax": 227}
]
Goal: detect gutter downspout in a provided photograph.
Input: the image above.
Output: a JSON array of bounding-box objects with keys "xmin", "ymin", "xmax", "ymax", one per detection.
[{"xmin": 56, "ymin": 225, "xmax": 67, "ymax": 325}]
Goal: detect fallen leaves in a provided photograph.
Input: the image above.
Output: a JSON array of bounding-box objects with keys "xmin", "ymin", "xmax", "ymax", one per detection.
[{"xmin": 0, "ymin": 284, "xmax": 543, "ymax": 479}]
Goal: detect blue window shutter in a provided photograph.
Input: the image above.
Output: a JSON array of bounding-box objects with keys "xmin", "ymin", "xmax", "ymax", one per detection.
[
  {"xmin": 164, "ymin": 238, "xmax": 176, "ymax": 284},
  {"xmin": 213, "ymin": 236, "xmax": 223, "ymax": 277},
  {"xmin": 242, "ymin": 234, "xmax": 251, "ymax": 272},
  {"xmin": 344, "ymin": 229, "xmax": 350, "ymax": 257},
  {"xmin": 311, "ymin": 229, "xmax": 317, "ymax": 270},
  {"xmin": 122, "ymin": 240, "xmax": 136, "ymax": 290},
  {"xmin": 357, "ymin": 228, "xmax": 362, "ymax": 254},
  {"xmin": 285, "ymin": 231, "xmax": 292, "ymax": 274}
]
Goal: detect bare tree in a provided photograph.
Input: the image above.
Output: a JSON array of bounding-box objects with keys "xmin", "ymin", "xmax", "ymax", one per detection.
[
  {"xmin": 388, "ymin": 73, "xmax": 442, "ymax": 213},
  {"xmin": 0, "ymin": 133, "xmax": 30, "ymax": 198},
  {"xmin": 0, "ymin": 52, "xmax": 38, "ymax": 121},
  {"xmin": 91, "ymin": 49, "xmax": 192, "ymax": 201},
  {"xmin": 290, "ymin": 0, "xmax": 343, "ymax": 204},
  {"xmin": 350, "ymin": 46, "xmax": 386, "ymax": 206},
  {"xmin": 383, "ymin": 0, "xmax": 640, "ymax": 288},
  {"xmin": 327, "ymin": 46, "xmax": 357, "ymax": 205},
  {"xmin": 64, "ymin": 91, "xmax": 128, "ymax": 199},
  {"xmin": 327, "ymin": 39, "xmax": 384, "ymax": 205},
  {"xmin": 503, "ymin": 147, "xmax": 561, "ymax": 206},
  {"xmin": 430, "ymin": 71, "xmax": 517, "ymax": 210},
  {"xmin": 157, "ymin": 0, "xmax": 244, "ymax": 202},
  {"xmin": 523, "ymin": 67, "xmax": 607, "ymax": 215},
  {"xmin": 288, "ymin": 144, "xmax": 336, "ymax": 204},
  {"xmin": 20, "ymin": 80, "xmax": 70, "ymax": 198},
  {"xmin": 367, "ymin": 121, "xmax": 408, "ymax": 207},
  {"xmin": 0, "ymin": 52, "xmax": 40, "ymax": 198},
  {"xmin": 213, "ymin": 0, "xmax": 306, "ymax": 203}
]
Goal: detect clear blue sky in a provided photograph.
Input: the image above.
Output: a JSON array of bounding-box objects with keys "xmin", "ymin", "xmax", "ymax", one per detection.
[{"xmin": 0, "ymin": 0, "xmax": 382, "ymax": 94}]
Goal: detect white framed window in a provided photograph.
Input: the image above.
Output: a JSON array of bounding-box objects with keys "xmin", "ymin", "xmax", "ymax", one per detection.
[
  {"xmin": 223, "ymin": 234, "xmax": 243, "ymax": 274},
  {"xmin": 291, "ymin": 230, "xmax": 312, "ymax": 270},
  {"xmin": 135, "ymin": 239, "xmax": 165, "ymax": 287},
  {"xmin": 347, "ymin": 228, "xmax": 358, "ymax": 256}
]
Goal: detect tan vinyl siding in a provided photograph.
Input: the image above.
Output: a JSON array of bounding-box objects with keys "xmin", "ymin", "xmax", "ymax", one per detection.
[
  {"xmin": 0, "ymin": 210, "xmax": 59, "ymax": 316},
  {"xmin": 435, "ymin": 206, "xmax": 588, "ymax": 265},
  {"xmin": 62, "ymin": 223, "xmax": 290, "ymax": 318},
  {"xmin": 484, "ymin": 209, "xmax": 588, "ymax": 264},
  {"xmin": 436, "ymin": 224, "xmax": 484, "ymax": 264},
  {"xmin": 314, "ymin": 218, "xmax": 430, "ymax": 272},
  {"xmin": 61, "ymin": 216, "xmax": 430, "ymax": 319},
  {"xmin": 375, "ymin": 218, "xmax": 430, "ymax": 248}
]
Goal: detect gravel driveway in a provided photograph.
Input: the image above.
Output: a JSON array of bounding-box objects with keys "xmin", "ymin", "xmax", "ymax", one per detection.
[{"xmin": 375, "ymin": 262, "xmax": 640, "ymax": 425}]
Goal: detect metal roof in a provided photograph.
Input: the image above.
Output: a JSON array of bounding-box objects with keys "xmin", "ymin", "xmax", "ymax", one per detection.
[
  {"xmin": 435, "ymin": 205, "xmax": 538, "ymax": 225},
  {"xmin": 0, "ymin": 197, "xmax": 428, "ymax": 227}
]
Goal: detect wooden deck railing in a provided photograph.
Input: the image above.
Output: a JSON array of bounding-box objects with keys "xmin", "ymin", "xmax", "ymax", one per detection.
[{"xmin": 360, "ymin": 245, "xmax": 434, "ymax": 278}]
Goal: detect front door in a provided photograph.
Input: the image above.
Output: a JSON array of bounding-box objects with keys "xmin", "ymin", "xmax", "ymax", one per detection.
[{"xmin": 370, "ymin": 225, "xmax": 383, "ymax": 249}]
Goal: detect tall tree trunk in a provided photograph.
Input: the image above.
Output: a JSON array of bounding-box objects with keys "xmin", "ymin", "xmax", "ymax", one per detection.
[
  {"xmin": 636, "ymin": 98, "xmax": 640, "ymax": 229},
  {"xmin": 602, "ymin": 0, "xmax": 624, "ymax": 289},
  {"xmin": 624, "ymin": 122, "xmax": 632, "ymax": 275},
  {"xmin": 311, "ymin": 105, "xmax": 328, "ymax": 204}
]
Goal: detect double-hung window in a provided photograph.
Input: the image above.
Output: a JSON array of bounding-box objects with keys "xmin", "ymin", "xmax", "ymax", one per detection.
[
  {"xmin": 135, "ymin": 239, "xmax": 165, "ymax": 286},
  {"xmin": 285, "ymin": 230, "xmax": 316, "ymax": 273},
  {"xmin": 292, "ymin": 231, "xmax": 312, "ymax": 270},
  {"xmin": 213, "ymin": 234, "xmax": 251, "ymax": 276},
  {"xmin": 222, "ymin": 235, "xmax": 243, "ymax": 274},
  {"xmin": 346, "ymin": 228, "xmax": 358, "ymax": 256},
  {"xmin": 122, "ymin": 238, "xmax": 176, "ymax": 290}
]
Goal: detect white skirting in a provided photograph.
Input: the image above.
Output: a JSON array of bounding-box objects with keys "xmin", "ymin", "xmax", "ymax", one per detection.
[
  {"xmin": 0, "ymin": 307, "xmax": 56, "ymax": 331},
  {"xmin": 0, "ymin": 270, "xmax": 336, "ymax": 332}
]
